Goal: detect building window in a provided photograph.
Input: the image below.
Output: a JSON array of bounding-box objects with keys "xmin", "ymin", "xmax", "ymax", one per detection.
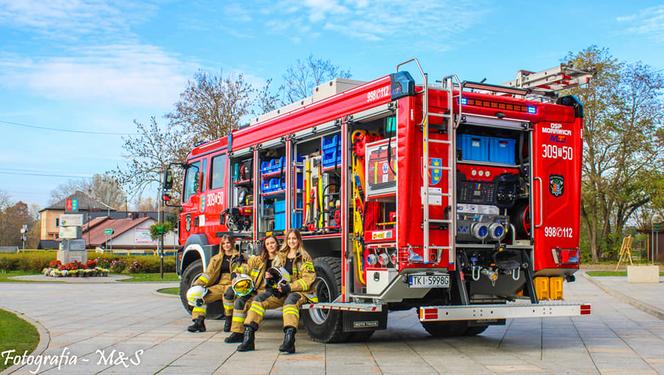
[{"xmin": 55, "ymin": 218, "xmax": 59, "ymax": 227}]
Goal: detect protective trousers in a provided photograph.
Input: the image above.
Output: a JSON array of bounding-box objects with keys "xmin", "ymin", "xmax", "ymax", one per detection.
[
  {"xmin": 191, "ymin": 283, "xmax": 232, "ymax": 319},
  {"xmin": 223, "ymin": 287, "xmax": 255, "ymax": 334},
  {"xmin": 282, "ymin": 292, "xmax": 307, "ymax": 329},
  {"xmin": 243, "ymin": 291, "xmax": 285, "ymax": 328}
]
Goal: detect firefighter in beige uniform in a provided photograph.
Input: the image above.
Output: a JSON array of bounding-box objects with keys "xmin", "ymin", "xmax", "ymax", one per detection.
[
  {"xmin": 186, "ymin": 235, "xmax": 246, "ymax": 333},
  {"xmin": 223, "ymin": 235, "xmax": 280, "ymax": 343},
  {"xmin": 239, "ymin": 229, "xmax": 317, "ymax": 353}
]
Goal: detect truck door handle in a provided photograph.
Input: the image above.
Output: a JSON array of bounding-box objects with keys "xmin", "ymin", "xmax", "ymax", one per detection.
[{"xmin": 534, "ymin": 177, "xmax": 543, "ymax": 228}]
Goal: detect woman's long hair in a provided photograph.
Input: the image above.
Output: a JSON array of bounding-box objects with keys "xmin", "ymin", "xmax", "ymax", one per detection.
[
  {"xmin": 260, "ymin": 235, "xmax": 279, "ymax": 264},
  {"xmin": 220, "ymin": 234, "xmax": 236, "ymax": 253},
  {"xmin": 280, "ymin": 229, "xmax": 305, "ymax": 254}
]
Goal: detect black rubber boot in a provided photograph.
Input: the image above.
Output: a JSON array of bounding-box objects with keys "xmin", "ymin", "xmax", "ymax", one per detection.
[
  {"xmin": 223, "ymin": 316, "xmax": 232, "ymax": 332},
  {"xmin": 187, "ymin": 316, "xmax": 206, "ymax": 333},
  {"xmin": 237, "ymin": 324, "xmax": 256, "ymax": 352},
  {"xmin": 224, "ymin": 332, "xmax": 244, "ymax": 343},
  {"xmin": 278, "ymin": 327, "xmax": 296, "ymax": 354}
]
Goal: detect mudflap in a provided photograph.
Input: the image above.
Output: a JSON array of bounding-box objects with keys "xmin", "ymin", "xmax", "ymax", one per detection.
[{"xmin": 342, "ymin": 310, "xmax": 388, "ymax": 333}]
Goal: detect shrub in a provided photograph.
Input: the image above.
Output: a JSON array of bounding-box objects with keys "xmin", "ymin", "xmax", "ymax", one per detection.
[
  {"xmin": 0, "ymin": 251, "xmax": 176, "ymax": 273},
  {"xmin": 109, "ymin": 260, "xmax": 126, "ymax": 273}
]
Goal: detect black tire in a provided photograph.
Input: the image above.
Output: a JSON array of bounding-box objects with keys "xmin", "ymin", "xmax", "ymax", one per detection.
[
  {"xmin": 179, "ymin": 259, "xmax": 223, "ymax": 320},
  {"xmin": 346, "ymin": 330, "xmax": 375, "ymax": 342},
  {"xmin": 419, "ymin": 315, "xmax": 468, "ymax": 338},
  {"xmin": 465, "ymin": 324, "xmax": 489, "ymax": 336},
  {"xmin": 302, "ymin": 256, "xmax": 350, "ymax": 343}
]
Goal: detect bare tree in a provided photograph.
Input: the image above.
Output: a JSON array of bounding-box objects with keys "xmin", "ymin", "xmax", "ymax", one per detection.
[
  {"xmin": 167, "ymin": 71, "xmax": 254, "ymax": 143},
  {"xmin": 49, "ymin": 178, "xmax": 89, "ymax": 205},
  {"xmin": 89, "ymin": 174, "xmax": 127, "ymax": 210},
  {"xmin": 135, "ymin": 195, "xmax": 159, "ymax": 211},
  {"xmin": 0, "ymin": 190, "xmax": 11, "ymax": 211},
  {"xmin": 283, "ymin": 54, "xmax": 351, "ymax": 103},
  {"xmin": 113, "ymin": 117, "xmax": 186, "ymax": 198}
]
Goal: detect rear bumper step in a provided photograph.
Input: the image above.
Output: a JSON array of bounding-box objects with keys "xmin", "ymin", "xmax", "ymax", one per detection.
[
  {"xmin": 301, "ymin": 302, "xmax": 383, "ymax": 312},
  {"xmin": 419, "ymin": 302, "xmax": 591, "ymax": 322}
]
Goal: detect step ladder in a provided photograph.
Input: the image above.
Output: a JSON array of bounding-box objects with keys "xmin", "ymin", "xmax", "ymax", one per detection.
[{"xmin": 396, "ymin": 58, "xmax": 460, "ymax": 265}]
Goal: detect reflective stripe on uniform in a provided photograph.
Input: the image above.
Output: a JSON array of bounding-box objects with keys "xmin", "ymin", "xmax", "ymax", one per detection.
[
  {"xmin": 297, "ymin": 279, "xmax": 308, "ymax": 290},
  {"xmin": 198, "ymin": 274, "xmax": 210, "ymax": 284},
  {"xmin": 232, "ymin": 316, "xmax": 246, "ymax": 323},
  {"xmin": 249, "ymin": 302, "xmax": 265, "ymax": 316},
  {"xmin": 223, "ymin": 302, "xmax": 234, "ymax": 308},
  {"xmin": 282, "ymin": 306, "xmax": 300, "ymax": 317},
  {"xmin": 192, "ymin": 306, "xmax": 206, "ymax": 314}
]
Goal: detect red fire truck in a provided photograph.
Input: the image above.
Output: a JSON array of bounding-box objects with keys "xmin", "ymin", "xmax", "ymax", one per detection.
[{"xmin": 166, "ymin": 58, "xmax": 592, "ymax": 342}]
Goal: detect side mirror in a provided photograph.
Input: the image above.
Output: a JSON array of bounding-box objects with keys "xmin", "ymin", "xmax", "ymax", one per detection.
[{"xmin": 162, "ymin": 169, "xmax": 174, "ymax": 191}]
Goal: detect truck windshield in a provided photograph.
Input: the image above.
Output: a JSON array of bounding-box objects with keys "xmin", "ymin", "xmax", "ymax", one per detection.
[{"xmin": 183, "ymin": 161, "xmax": 200, "ymax": 203}]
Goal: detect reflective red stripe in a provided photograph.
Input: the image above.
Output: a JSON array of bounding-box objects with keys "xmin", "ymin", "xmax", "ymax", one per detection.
[{"xmin": 580, "ymin": 304, "xmax": 591, "ymax": 315}]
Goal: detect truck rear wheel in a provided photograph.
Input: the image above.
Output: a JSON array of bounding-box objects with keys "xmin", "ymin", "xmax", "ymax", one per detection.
[
  {"xmin": 302, "ymin": 257, "xmax": 351, "ymax": 343},
  {"xmin": 179, "ymin": 259, "xmax": 223, "ymax": 320},
  {"xmin": 419, "ymin": 318, "xmax": 468, "ymax": 337},
  {"xmin": 465, "ymin": 324, "xmax": 489, "ymax": 336}
]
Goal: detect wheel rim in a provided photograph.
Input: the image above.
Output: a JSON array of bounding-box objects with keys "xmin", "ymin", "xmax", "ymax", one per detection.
[{"xmin": 308, "ymin": 276, "xmax": 332, "ymax": 325}]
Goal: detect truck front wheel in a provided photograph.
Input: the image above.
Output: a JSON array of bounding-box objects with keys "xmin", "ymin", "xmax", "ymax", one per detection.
[{"xmin": 179, "ymin": 259, "xmax": 223, "ymax": 319}]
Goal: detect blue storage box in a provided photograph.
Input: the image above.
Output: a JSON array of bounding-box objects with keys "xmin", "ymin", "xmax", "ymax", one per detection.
[
  {"xmin": 291, "ymin": 212, "xmax": 302, "ymax": 229},
  {"xmin": 489, "ymin": 137, "xmax": 516, "ymax": 165},
  {"xmin": 274, "ymin": 199, "xmax": 285, "ymax": 213},
  {"xmin": 322, "ymin": 149, "xmax": 342, "ymax": 168},
  {"xmin": 322, "ymin": 134, "xmax": 340, "ymax": 150},
  {"xmin": 262, "ymin": 178, "xmax": 283, "ymax": 192},
  {"xmin": 457, "ymin": 134, "xmax": 489, "ymax": 162},
  {"xmin": 274, "ymin": 213, "xmax": 286, "ymax": 231},
  {"xmin": 261, "ymin": 161, "xmax": 270, "ymax": 174},
  {"xmin": 266, "ymin": 156, "xmax": 285, "ymax": 173}
]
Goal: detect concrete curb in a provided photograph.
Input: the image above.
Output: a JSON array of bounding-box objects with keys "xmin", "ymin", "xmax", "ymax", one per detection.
[
  {"xmin": 583, "ymin": 273, "xmax": 664, "ymax": 321},
  {"xmin": 152, "ymin": 288, "xmax": 180, "ymax": 298},
  {"xmin": 0, "ymin": 306, "xmax": 51, "ymax": 375}
]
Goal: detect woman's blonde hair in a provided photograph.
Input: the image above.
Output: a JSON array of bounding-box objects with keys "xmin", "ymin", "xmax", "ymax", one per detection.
[{"xmin": 280, "ymin": 229, "xmax": 305, "ymax": 254}]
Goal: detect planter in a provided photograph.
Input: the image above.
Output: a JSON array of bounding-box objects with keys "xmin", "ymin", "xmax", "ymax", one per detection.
[{"xmin": 627, "ymin": 265, "xmax": 660, "ymax": 283}]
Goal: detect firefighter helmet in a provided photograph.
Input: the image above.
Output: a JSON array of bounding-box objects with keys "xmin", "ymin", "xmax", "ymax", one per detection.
[
  {"xmin": 186, "ymin": 285, "xmax": 208, "ymax": 307},
  {"xmin": 266, "ymin": 267, "xmax": 291, "ymax": 289},
  {"xmin": 232, "ymin": 274, "xmax": 255, "ymax": 297}
]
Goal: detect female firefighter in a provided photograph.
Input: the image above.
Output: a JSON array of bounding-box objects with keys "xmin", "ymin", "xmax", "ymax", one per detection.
[
  {"xmin": 223, "ymin": 235, "xmax": 281, "ymax": 343},
  {"xmin": 238, "ymin": 229, "xmax": 317, "ymax": 353},
  {"xmin": 185, "ymin": 234, "xmax": 246, "ymax": 333}
]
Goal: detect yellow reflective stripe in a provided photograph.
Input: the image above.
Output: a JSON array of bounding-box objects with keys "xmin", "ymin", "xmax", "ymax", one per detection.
[
  {"xmin": 283, "ymin": 310, "xmax": 300, "ymax": 316},
  {"xmin": 250, "ymin": 270, "xmax": 259, "ymax": 277},
  {"xmin": 198, "ymin": 274, "xmax": 210, "ymax": 283},
  {"xmin": 232, "ymin": 316, "xmax": 246, "ymax": 323},
  {"xmin": 249, "ymin": 306, "xmax": 265, "ymax": 316},
  {"xmin": 192, "ymin": 306, "xmax": 206, "ymax": 314},
  {"xmin": 309, "ymin": 296, "xmax": 319, "ymax": 303},
  {"xmin": 250, "ymin": 302, "xmax": 265, "ymax": 312},
  {"xmin": 298, "ymin": 279, "xmax": 308, "ymax": 289},
  {"xmin": 282, "ymin": 307, "xmax": 300, "ymax": 314},
  {"xmin": 223, "ymin": 302, "xmax": 234, "ymax": 308}
]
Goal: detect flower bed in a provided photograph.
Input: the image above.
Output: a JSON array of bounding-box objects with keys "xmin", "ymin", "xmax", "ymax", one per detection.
[{"xmin": 41, "ymin": 259, "xmax": 109, "ymax": 278}]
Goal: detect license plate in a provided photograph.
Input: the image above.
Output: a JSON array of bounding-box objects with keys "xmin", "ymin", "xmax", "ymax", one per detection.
[{"xmin": 408, "ymin": 274, "xmax": 450, "ymax": 288}]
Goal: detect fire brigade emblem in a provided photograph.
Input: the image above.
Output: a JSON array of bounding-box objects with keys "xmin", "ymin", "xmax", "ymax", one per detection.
[
  {"xmin": 549, "ymin": 175, "xmax": 564, "ymax": 197},
  {"xmin": 185, "ymin": 214, "xmax": 192, "ymax": 231},
  {"xmin": 430, "ymin": 158, "xmax": 442, "ymax": 185}
]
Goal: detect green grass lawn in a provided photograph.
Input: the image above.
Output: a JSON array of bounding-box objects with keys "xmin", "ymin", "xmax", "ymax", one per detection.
[
  {"xmin": 586, "ymin": 270, "xmax": 664, "ymax": 277},
  {"xmin": 0, "ymin": 309, "xmax": 39, "ymax": 371},
  {"xmin": 0, "ymin": 270, "xmax": 40, "ymax": 282},
  {"xmin": 118, "ymin": 272, "xmax": 180, "ymax": 282},
  {"xmin": 157, "ymin": 287, "xmax": 180, "ymax": 295}
]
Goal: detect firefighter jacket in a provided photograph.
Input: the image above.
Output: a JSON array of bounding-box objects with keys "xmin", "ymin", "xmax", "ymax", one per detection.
[
  {"xmin": 194, "ymin": 249, "xmax": 245, "ymax": 288},
  {"xmin": 243, "ymin": 255, "xmax": 271, "ymax": 291},
  {"xmin": 273, "ymin": 249, "xmax": 317, "ymax": 296}
]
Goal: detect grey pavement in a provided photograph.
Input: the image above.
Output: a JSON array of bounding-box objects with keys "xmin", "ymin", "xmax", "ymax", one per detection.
[
  {"xmin": 0, "ymin": 274, "xmax": 663, "ymax": 375},
  {"xmin": 585, "ymin": 275, "xmax": 664, "ymax": 319}
]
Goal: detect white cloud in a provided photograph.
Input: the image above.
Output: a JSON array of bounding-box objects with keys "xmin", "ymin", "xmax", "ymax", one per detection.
[
  {"xmin": 0, "ymin": 0, "xmax": 154, "ymax": 41},
  {"xmin": 0, "ymin": 44, "xmax": 197, "ymax": 108},
  {"xmin": 252, "ymin": 0, "xmax": 487, "ymax": 49},
  {"xmin": 617, "ymin": 5, "xmax": 664, "ymax": 43}
]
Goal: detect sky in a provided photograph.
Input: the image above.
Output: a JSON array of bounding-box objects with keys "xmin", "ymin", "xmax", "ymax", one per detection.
[{"xmin": 1, "ymin": 0, "xmax": 663, "ymax": 208}]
